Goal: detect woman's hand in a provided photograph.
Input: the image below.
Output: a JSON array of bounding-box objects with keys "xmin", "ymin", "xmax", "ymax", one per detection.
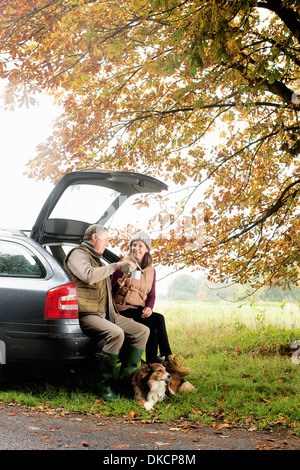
[
  {"xmin": 141, "ymin": 307, "xmax": 152, "ymax": 318},
  {"xmin": 117, "ymin": 273, "xmax": 130, "ymax": 287}
]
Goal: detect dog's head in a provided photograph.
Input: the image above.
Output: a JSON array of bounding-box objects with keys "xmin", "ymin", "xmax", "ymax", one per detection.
[
  {"xmin": 135, "ymin": 359, "xmax": 171, "ymax": 382},
  {"xmin": 146, "ymin": 361, "xmax": 171, "ymax": 382}
]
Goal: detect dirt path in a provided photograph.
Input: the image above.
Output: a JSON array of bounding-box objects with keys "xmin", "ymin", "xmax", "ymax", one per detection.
[{"xmin": 0, "ymin": 403, "xmax": 299, "ymax": 453}]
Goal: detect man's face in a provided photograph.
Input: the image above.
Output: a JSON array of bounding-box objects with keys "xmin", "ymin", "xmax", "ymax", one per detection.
[{"xmin": 92, "ymin": 229, "xmax": 109, "ymax": 254}]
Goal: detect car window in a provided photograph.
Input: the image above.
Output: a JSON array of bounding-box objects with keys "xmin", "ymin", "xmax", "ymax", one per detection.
[
  {"xmin": 49, "ymin": 184, "xmax": 121, "ymax": 224},
  {"xmin": 0, "ymin": 241, "xmax": 46, "ymax": 278}
]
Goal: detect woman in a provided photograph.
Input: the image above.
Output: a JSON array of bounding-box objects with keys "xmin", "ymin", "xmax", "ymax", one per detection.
[{"xmin": 111, "ymin": 231, "xmax": 190, "ymax": 376}]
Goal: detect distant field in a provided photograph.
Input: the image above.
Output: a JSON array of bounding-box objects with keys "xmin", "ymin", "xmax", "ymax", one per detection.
[
  {"xmin": 156, "ymin": 300, "xmax": 300, "ymax": 330},
  {"xmin": 156, "ymin": 300, "xmax": 300, "ymax": 358}
]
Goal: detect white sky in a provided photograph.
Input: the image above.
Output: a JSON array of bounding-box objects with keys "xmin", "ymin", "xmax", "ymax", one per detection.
[{"xmin": 0, "ymin": 90, "xmax": 57, "ymax": 231}]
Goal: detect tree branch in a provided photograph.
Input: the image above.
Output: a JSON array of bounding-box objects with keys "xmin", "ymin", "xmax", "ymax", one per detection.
[
  {"xmin": 257, "ymin": 0, "xmax": 300, "ymax": 42},
  {"xmin": 222, "ymin": 179, "xmax": 300, "ymax": 245}
]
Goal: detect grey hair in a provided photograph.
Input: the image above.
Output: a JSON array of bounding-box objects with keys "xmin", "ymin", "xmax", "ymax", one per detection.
[{"xmin": 83, "ymin": 224, "xmax": 107, "ymax": 240}]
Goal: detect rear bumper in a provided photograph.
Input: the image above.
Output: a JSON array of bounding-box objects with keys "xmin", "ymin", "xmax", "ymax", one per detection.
[{"xmin": 2, "ymin": 322, "xmax": 105, "ymax": 365}]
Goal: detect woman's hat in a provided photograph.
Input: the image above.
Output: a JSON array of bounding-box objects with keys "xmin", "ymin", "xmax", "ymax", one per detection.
[{"xmin": 129, "ymin": 231, "xmax": 151, "ymax": 250}]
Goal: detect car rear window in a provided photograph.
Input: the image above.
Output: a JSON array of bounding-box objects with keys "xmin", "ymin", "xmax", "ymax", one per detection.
[
  {"xmin": 49, "ymin": 184, "xmax": 121, "ymax": 224},
  {"xmin": 0, "ymin": 241, "xmax": 46, "ymax": 278}
]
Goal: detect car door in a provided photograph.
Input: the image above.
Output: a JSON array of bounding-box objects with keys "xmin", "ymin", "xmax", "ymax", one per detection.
[
  {"xmin": 0, "ymin": 236, "xmax": 62, "ymax": 365},
  {"xmin": 31, "ymin": 169, "xmax": 168, "ymax": 258}
]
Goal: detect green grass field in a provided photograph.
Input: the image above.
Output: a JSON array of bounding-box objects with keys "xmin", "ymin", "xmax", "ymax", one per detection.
[{"xmin": 1, "ymin": 300, "xmax": 300, "ymax": 434}]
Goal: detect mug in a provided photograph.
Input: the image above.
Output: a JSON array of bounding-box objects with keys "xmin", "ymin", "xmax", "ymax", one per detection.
[{"xmin": 131, "ymin": 270, "xmax": 141, "ymax": 280}]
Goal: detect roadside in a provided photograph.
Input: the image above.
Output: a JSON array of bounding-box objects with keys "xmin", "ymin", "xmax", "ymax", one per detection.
[{"xmin": 0, "ymin": 403, "xmax": 299, "ymax": 453}]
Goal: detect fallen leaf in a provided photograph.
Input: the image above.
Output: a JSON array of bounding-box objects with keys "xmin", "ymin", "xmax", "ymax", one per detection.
[
  {"xmin": 259, "ymin": 395, "xmax": 271, "ymax": 403},
  {"xmin": 191, "ymin": 408, "xmax": 202, "ymax": 415},
  {"xmin": 213, "ymin": 423, "xmax": 231, "ymax": 429},
  {"xmin": 129, "ymin": 410, "xmax": 135, "ymax": 419}
]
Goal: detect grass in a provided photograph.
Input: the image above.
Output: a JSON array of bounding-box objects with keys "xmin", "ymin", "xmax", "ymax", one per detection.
[{"xmin": 1, "ymin": 300, "xmax": 300, "ymax": 434}]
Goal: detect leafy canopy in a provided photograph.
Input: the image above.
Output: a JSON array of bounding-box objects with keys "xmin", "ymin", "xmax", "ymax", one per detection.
[{"xmin": 1, "ymin": 0, "xmax": 300, "ymax": 292}]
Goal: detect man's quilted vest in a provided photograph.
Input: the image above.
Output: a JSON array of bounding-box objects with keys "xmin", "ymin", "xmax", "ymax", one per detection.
[
  {"xmin": 114, "ymin": 266, "xmax": 155, "ymax": 311},
  {"xmin": 64, "ymin": 244, "xmax": 107, "ymax": 317}
]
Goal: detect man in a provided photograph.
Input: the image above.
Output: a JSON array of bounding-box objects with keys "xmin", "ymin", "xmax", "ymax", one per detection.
[{"xmin": 64, "ymin": 224, "xmax": 149, "ymax": 401}]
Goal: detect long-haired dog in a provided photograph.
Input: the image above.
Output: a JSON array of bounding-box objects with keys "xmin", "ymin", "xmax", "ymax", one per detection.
[
  {"xmin": 132, "ymin": 361, "xmax": 171, "ymax": 411},
  {"xmin": 132, "ymin": 360, "xmax": 195, "ymax": 411}
]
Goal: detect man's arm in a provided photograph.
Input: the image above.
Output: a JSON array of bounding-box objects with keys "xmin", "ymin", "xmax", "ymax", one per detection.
[{"xmin": 67, "ymin": 249, "xmax": 120, "ymax": 284}]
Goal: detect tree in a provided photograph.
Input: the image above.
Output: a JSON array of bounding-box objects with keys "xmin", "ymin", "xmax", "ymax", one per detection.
[
  {"xmin": 167, "ymin": 274, "xmax": 200, "ymax": 300},
  {"xmin": 0, "ymin": 0, "xmax": 300, "ymax": 292}
]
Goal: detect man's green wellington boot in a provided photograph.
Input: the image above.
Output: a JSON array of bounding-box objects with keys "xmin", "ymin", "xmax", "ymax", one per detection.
[
  {"xmin": 97, "ymin": 351, "xmax": 118, "ymax": 401},
  {"xmin": 119, "ymin": 346, "xmax": 144, "ymax": 395}
]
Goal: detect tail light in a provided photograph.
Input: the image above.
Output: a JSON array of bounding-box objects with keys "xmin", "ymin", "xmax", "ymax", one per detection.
[{"xmin": 44, "ymin": 283, "xmax": 78, "ymax": 319}]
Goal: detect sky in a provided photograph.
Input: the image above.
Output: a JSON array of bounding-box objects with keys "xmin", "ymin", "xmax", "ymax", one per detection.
[{"xmin": 0, "ymin": 89, "xmax": 57, "ymax": 231}]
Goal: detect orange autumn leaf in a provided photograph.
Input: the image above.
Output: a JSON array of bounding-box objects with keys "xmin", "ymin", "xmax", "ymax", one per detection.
[{"xmin": 259, "ymin": 395, "xmax": 271, "ymax": 404}]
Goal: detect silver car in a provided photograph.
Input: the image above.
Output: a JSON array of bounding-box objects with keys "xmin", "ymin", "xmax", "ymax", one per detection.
[{"xmin": 0, "ymin": 169, "xmax": 167, "ymax": 378}]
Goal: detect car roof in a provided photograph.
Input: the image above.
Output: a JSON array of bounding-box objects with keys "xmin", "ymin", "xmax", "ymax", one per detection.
[{"xmin": 0, "ymin": 228, "xmax": 27, "ymax": 237}]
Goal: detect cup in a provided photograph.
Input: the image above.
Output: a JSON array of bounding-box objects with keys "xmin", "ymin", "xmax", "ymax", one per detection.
[{"xmin": 131, "ymin": 270, "xmax": 141, "ymax": 280}]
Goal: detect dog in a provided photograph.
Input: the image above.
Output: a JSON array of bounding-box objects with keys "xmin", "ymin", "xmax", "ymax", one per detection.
[
  {"xmin": 132, "ymin": 360, "xmax": 195, "ymax": 411},
  {"xmin": 132, "ymin": 360, "xmax": 171, "ymax": 411}
]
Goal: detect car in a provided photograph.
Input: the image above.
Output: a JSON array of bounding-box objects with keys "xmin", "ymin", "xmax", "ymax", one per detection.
[{"xmin": 0, "ymin": 169, "xmax": 167, "ymax": 378}]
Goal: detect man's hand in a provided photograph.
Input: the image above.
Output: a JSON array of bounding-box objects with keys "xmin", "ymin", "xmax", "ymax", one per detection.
[{"xmin": 117, "ymin": 258, "xmax": 137, "ymax": 270}]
